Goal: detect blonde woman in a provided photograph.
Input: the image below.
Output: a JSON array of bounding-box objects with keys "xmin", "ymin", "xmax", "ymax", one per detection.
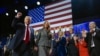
[{"xmin": 56, "ymin": 31, "xmax": 67, "ymax": 56}]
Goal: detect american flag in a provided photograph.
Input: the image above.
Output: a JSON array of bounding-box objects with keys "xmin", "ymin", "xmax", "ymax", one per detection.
[{"xmin": 28, "ymin": 0, "xmax": 72, "ymax": 31}]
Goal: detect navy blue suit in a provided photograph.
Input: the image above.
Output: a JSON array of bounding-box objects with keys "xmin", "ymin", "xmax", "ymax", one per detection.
[
  {"xmin": 51, "ymin": 39, "xmax": 57, "ymax": 56},
  {"xmin": 0, "ymin": 44, "xmax": 3, "ymax": 56},
  {"xmin": 8, "ymin": 18, "xmax": 35, "ymax": 56},
  {"xmin": 57, "ymin": 37, "xmax": 67, "ymax": 56}
]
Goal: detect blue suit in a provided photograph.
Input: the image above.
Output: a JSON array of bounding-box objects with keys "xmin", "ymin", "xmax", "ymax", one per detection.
[
  {"xmin": 51, "ymin": 39, "xmax": 57, "ymax": 56},
  {"xmin": 57, "ymin": 37, "xmax": 67, "ymax": 56},
  {"xmin": 8, "ymin": 18, "xmax": 35, "ymax": 56},
  {"xmin": 0, "ymin": 44, "xmax": 3, "ymax": 56}
]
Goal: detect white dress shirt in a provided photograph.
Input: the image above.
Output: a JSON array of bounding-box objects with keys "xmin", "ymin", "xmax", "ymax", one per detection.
[{"xmin": 23, "ymin": 24, "xmax": 31, "ymax": 41}]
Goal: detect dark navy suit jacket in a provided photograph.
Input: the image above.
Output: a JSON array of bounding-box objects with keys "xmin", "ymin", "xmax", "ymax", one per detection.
[
  {"xmin": 8, "ymin": 18, "xmax": 35, "ymax": 53},
  {"xmin": 57, "ymin": 37, "xmax": 67, "ymax": 56}
]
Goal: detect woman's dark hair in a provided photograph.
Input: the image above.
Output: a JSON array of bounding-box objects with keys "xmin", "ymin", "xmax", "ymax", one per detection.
[{"xmin": 43, "ymin": 21, "xmax": 50, "ymax": 32}]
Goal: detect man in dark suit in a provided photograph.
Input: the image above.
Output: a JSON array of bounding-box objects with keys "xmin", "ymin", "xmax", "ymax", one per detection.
[
  {"xmin": 0, "ymin": 41, "xmax": 3, "ymax": 56},
  {"xmin": 8, "ymin": 12, "xmax": 36, "ymax": 56},
  {"xmin": 84, "ymin": 21, "xmax": 100, "ymax": 56},
  {"xmin": 4, "ymin": 34, "xmax": 13, "ymax": 56},
  {"xmin": 67, "ymin": 27, "xmax": 79, "ymax": 56}
]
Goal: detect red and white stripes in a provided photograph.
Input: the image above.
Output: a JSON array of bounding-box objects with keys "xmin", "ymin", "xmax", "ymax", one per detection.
[{"xmin": 30, "ymin": 0, "xmax": 72, "ymax": 31}]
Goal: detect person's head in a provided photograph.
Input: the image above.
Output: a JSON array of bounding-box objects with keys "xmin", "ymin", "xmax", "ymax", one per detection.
[
  {"xmin": 73, "ymin": 35, "xmax": 78, "ymax": 41},
  {"xmin": 24, "ymin": 16, "xmax": 31, "ymax": 25},
  {"xmin": 58, "ymin": 26, "xmax": 62, "ymax": 31},
  {"xmin": 7, "ymin": 34, "xmax": 12, "ymax": 39},
  {"xmin": 69, "ymin": 27, "xmax": 73, "ymax": 34},
  {"xmin": 16, "ymin": 12, "xmax": 22, "ymax": 17},
  {"xmin": 81, "ymin": 29, "xmax": 87, "ymax": 34},
  {"xmin": 35, "ymin": 30, "xmax": 38, "ymax": 35},
  {"xmin": 9, "ymin": 34, "xmax": 12, "ymax": 38},
  {"xmin": 89, "ymin": 21, "xmax": 96, "ymax": 30},
  {"xmin": 43, "ymin": 21, "xmax": 50, "ymax": 30},
  {"xmin": 58, "ymin": 31, "xmax": 64, "ymax": 38},
  {"xmin": 0, "ymin": 41, "xmax": 2, "ymax": 45}
]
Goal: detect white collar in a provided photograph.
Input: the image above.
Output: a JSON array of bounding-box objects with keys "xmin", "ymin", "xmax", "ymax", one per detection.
[
  {"xmin": 93, "ymin": 28, "xmax": 96, "ymax": 31},
  {"xmin": 25, "ymin": 24, "xmax": 30, "ymax": 27}
]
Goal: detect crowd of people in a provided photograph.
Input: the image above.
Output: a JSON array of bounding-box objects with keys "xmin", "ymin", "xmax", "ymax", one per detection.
[
  {"xmin": 0, "ymin": 34, "xmax": 14, "ymax": 56},
  {"xmin": 0, "ymin": 12, "xmax": 100, "ymax": 56}
]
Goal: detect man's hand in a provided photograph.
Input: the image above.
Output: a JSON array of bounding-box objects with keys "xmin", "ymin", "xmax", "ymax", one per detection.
[
  {"xmin": 15, "ymin": 12, "xmax": 22, "ymax": 19},
  {"xmin": 82, "ymin": 30, "xmax": 87, "ymax": 38},
  {"xmin": 73, "ymin": 36, "xmax": 78, "ymax": 41},
  {"xmin": 90, "ymin": 28, "xmax": 95, "ymax": 33},
  {"xmin": 34, "ymin": 46, "xmax": 38, "ymax": 51},
  {"xmin": 82, "ymin": 32, "xmax": 87, "ymax": 38},
  {"xmin": 49, "ymin": 49, "xmax": 52, "ymax": 55}
]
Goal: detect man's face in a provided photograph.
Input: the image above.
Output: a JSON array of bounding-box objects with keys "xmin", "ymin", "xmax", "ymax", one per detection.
[
  {"xmin": 59, "ymin": 31, "xmax": 63, "ymax": 37},
  {"xmin": 24, "ymin": 16, "xmax": 31, "ymax": 25},
  {"xmin": 69, "ymin": 28, "xmax": 73, "ymax": 34},
  {"xmin": 89, "ymin": 22, "xmax": 96, "ymax": 30}
]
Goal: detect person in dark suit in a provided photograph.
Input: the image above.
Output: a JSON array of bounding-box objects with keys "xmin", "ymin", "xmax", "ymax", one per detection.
[
  {"xmin": 50, "ymin": 32, "xmax": 58, "ymax": 56},
  {"xmin": 4, "ymin": 34, "xmax": 13, "ymax": 56},
  {"xmin": 36, "ymin": 21, "xmax": 52, "ymax": 56},
  {"xmin": 67, "ymin": 27, "xmax": 79, "ymax": 56},
  {"xmin": 8, "ymin": 12, "xmax": 36, "ymax": 56},
  {"xmin": 84, "ymin": 21, "xmax": 100, "ymax": 56},
  {"xmin": 0, "ymin": 41, "xmax": 3, "ymax": 56},
  {"xmin": 56, "ymin": 31, "xmax": 67, "ymax": 56}
]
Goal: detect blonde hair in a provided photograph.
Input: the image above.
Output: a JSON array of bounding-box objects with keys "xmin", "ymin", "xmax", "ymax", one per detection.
[
  {"xmin": 24, "ymin": 16, "xmax": 32, "ymax": 21},
  {"xmin": 89, "ymin": 21, "xmax": 96, "ymax": 27},
  {"xmin": 58, "ymin": 31, "xmax": 64, "ymax": 38}
]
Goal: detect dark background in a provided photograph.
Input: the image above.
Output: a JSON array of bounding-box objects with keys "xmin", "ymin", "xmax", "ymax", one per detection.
[{"xmin": 0, "ymin": 0, "xmax": 100, "ymax": 36}]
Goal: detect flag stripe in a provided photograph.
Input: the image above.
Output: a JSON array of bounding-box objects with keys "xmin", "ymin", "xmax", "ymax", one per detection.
[
  {"xmin": 29, "ymin": 0, "xmax": 72, "ymax": 30},
  {"xmin": 45, "ymin": 7, "xmax": 71, "ymax": 15},
  {"xmin": 33, "ymin": 20, "xmax": 72, "ymax": 30},
  {"xmin": 45, "ymin": 0, "xmax": 71, "ymax": 9},
  {"xmin": 45, "ymin": 9, "xmax": 72, "ymax": 19},
  {"xmin": 45, "ymin": 2, "xmax": 71, "ymax": 13},
  {"xmin": 30, "ymin": 14, "xmax": 72, "ymax": 27},
  {"xmin": 34, "ymin": 24, "xmax": 72, "ymax": 31},
  {"xmin": 31, "ymin": 18, "xmax": 72, "ymax": 28},
  {"xmin": 46, "ymin": 15, "xmax": 72, "ymax": 23},
  {"xmin": 45, "ymin": 12, "xmax": 72, "ymax": 20}
]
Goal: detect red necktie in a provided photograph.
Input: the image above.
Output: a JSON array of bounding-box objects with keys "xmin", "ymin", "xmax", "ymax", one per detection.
[{"xmin": 24, "ymin": 25, "xmax": 30, "ymax": 44}]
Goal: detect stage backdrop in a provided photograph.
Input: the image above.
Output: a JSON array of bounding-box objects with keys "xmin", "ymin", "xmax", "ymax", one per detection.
[{"xmin": 28, "ymin": 0, "xmax": 72, "ymax": 30}]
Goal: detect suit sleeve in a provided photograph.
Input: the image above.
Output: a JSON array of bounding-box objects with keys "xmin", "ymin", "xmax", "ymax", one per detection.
[
  {"xmin": 48, "ymin": 32, "xmax": 52, "ymax": 40},
  {"xmin": 36, "ymin": 29, "xmax": 41, "ymax": 45},
  {"xmin": 30, "ymin": 29, "xmax": 37, "ymax": 47},
  {"xmin": 11, "ymin": 18, "xmax": 23, "ymax": 28},
  {"xmin": 85, "ymin": 33, "xmax": 89, "ymax": 44},
  {"xmin": 95, "ymin": 29, "xmax": 100, "ymax": 40}
]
